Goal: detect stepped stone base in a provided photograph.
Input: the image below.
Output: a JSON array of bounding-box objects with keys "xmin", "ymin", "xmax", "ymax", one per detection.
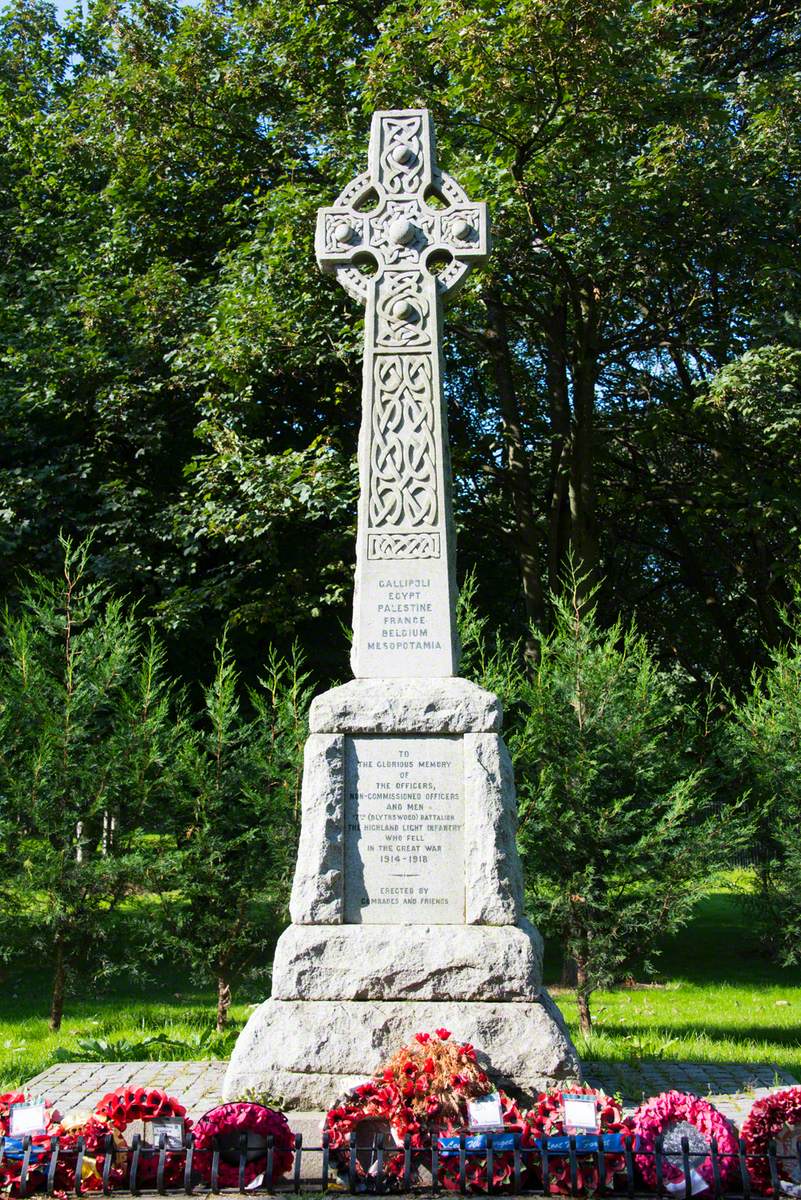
[
  {"xmin": 271, "ymin": 921, "xmax": 543, "ymax": 1001},
  {"xmin": 222, "ymin": 994, "xmax": 581, "ymax": 1110}
]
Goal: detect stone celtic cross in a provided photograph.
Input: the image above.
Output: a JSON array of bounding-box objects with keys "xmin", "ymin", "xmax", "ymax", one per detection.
[{"xmin": 316, "ymin": 108, "xmax": 489, "ymax": 679}]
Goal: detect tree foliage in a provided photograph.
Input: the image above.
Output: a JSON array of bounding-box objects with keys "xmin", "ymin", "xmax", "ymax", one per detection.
[
  {"xmin": 721, "ymin": 599, "xmax": 801, "ymax": 965},
  {"xmin": 0, "ymin": 535, "xmax": 181, "ymax": 1029},
  {"xmin": 0, "ymin": 0, "xmax": 798, "ymax": 694},
  {"xmin": 0, "ymin": 539, "xmax": 311, "ymax": 1028},
  {"xmin": 461, "ymin": 571, "xmax": 736, "ymax": 1034},
  {"xmin": 154, "ymin": 633, "xmax": 311, "ymax": 1030}
]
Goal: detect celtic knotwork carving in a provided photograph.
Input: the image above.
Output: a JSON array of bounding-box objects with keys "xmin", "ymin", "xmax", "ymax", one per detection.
[
  {"xmin": 324, "ymin": 211, "xmax": 365, "ymax": 254},
  {"xmin": 433, "ymin": 260, "xmax": 469, "ymax": 295},
  {"xmin": 375, "ymin": 273, "xmax": 432, "ymax": 348},
  {"xmin": 367, "ymin": 532, "xmax": 441, "ymax": 560},
  {"xmin": 369, "ymin": 355, "xmax": 437, "ymax": 529},
  {"xmin": 316, "ymin": 111, "xmax": 489, "ymax": 307},
  {"xmin": 380, "ymin": 115, "xmax": 423, "ymax": 195}
]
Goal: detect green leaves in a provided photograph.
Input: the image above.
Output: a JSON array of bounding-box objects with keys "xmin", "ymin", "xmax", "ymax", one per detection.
[{"xmin": 461, "ymin": 567, "xmax": 735, "ymax": 1030}]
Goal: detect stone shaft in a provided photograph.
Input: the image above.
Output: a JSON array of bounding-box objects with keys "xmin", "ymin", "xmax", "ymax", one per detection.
[{"xmin": 316, "ymin": 110, "xmax": 489, "ymax": 679}]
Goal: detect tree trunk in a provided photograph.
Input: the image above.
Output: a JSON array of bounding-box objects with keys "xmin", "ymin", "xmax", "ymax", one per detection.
[
  {"xmin": 544, "ymin": 303, "xmax": 572, "ymax": 600},
  {"xmin": 50, "ymin": 937, "xmax": 66, "ymax": 1032},
  {"xmin": 568, "ymin": 286, "xmax": 601, "ymax": 608},
  {"xmin": 483, "ymin": 292, "xmax": 544, "ymax": 660},
  {"xmin": 575, "ymin": 960, "xmax": 593, "ymax": 1036},
  {"xmin": 216, "ymin": 975, "xmax": 232, "ymax": 1032}
]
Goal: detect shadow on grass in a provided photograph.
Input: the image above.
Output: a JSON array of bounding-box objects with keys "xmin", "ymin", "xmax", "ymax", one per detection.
[{"xmin": 543, "ymin": 890, "xmax": 801, "ymax": 990}]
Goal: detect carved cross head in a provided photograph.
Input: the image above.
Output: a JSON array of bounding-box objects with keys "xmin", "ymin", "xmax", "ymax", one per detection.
[{"xmin": 316, "ymin": 109, "xmax": 489, "ymax": 309}]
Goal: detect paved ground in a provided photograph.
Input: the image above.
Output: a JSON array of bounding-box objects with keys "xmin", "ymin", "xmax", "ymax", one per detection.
[
  {"xmin": 22, "ymin": 1060, "xmax": 228, "ymax": 1121},
  {"xmin": 20, "ymin": 1059, "xmax": 798, "ymax": 1129}
]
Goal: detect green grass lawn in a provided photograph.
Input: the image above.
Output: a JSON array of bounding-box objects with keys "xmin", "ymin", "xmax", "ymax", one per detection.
[
  {"xmin": 2, "ymin": 878, "xmax": 800, "ymax": 1091},
  {"xmin": 550, "ymin": 883, "xmax": 801, "ymax": 1078}
]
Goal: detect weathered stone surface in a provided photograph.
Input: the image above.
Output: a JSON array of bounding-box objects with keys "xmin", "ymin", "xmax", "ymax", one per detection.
[
  {"xmin": 464, "ymin": 734, "xmax": 524, "ymax": 924},
  {"xmin": 223, "ymin": 995, "xmax": 581, "ymax": 1109},
  {"xmin": 271, "ymin": 921, "xmax": 543, "ymax": 1001},
  {"xmin": 344, "ymin": 734, "xmax": 465, "ymax": 923},
  {"xmin": 289, "ymin": 735, "xmax": 344, "ymax": 925},
  {"xmin": 310, "ymin": 677, "xmax": 502, "ymax": 734}
]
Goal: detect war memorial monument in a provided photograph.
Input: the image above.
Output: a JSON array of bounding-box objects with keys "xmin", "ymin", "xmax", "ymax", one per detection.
[{"xmin": 224, "ymin": 108, "xmax": 580, "ymax": 1109}]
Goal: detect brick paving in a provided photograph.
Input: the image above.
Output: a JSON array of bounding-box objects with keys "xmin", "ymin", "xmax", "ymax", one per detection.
[
  {"xmin": 19, "ymin": 1059, "xmax": 799, "ymax": 1128},
  {"xmin": 21, "ymin": 1060, "xmax": 228, "ymax": 1121}
]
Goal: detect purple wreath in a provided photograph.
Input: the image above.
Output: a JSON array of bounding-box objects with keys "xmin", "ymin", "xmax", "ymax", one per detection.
[
  {"xmin": 629, "ymin": 1090, "xmax": 740, "ymax": 1196},
  {"xmin": 191, "ymin": 1102, "xmax": 294, "ymax": 1188}
]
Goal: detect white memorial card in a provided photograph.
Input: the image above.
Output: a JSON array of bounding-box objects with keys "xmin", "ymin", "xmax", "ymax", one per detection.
[
  {"xmin": 562, "ymin": 1094, "xmax": 598, "ymax": 1135},
  {"xmin": 468, "ymin": 1093, "xmax": 504, "ymax": 1130},
  {"xmin": 150, "ymin": 1117, "xmax": 184, "ymax": 1150},
  {"xmin": 9, "ymin": 1103, "xmax": 47, "ymax": 1137}
]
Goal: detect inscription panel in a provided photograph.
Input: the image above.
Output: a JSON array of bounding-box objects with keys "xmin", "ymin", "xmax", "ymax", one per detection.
[{"xmin": 344, "ymin": 735, "xmax": 464, "ymax": 923}]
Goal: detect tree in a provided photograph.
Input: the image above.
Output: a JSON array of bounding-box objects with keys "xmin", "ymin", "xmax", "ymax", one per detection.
[
  {"xmin": 155, "ymin": 633, "xmax": 311, "ymax": 1031},
  {"xmin": 1, "ymin": 0, "xmax": 799, "ymax": 698},
  {"xmin": 0, "ymin": 535, "xmax": 181, "ymax": 1029},
  {"xmin": 484, "ymin": 574, "xmax": 732, "ymax": 1035},
  {"xmin": 722, "ymin": 600, "xmax": 801, "ymax": 964}
]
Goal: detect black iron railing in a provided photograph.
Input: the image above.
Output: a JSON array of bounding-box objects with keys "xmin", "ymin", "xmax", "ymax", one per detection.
[{"xmin": 2, "ymin": 1130, "xmax": 799, "ymax": 1197}]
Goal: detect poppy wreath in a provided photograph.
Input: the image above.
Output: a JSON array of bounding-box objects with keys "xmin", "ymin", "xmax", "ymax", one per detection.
[
  {"xmin": 191, "ymin": 1102, "xmax": 294, "ymax": 1189},
  {"xmin": 740, "ymin": 1087, "xmax": 801, "ymax": 1194},
  {"xmin": 630, "ymin": 1090, "xmax": 740, "ymax": 1196},
  {"xmin": 0, "ymin": 1094, "xmax": 62, "ymax": 1195},
  {"xmin": 92, "ymin": 1086, "xmax": 190, "ymax": 1189},
  {"xmin": 523, "ymin": 1086, "xmax": 632, "ymax": 1195},
  {"xmin": 325, "ymin": 1080, "xmax": 426, "ymax": 1189},
  {"xmin": 53, "ymin": 1112, "xmax": 130, "ymax": 1193},
  {"xmin": 379, "ymin": 1029, "xmax": 493, "ymax": 1125},
  {"xmin": 0, "ymin": 1092, "xmax": 60, "ymax": 1197},
  {"xmin": 436, "ymin": 1091, "xmax": 531, "ymax": 1193}
]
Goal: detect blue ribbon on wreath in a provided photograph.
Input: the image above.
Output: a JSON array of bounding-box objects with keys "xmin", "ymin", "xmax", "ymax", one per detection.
[{"xmin": 1, "ymin": 1137, "xmax": 50, "ymax": 1162}]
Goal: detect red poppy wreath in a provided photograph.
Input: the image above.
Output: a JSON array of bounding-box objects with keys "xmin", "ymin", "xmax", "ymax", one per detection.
[
  {"xmin": 325, "ymin": 1079, "xmax": 426, "ymax": 1188},
  {"xmin": 740, "ymin": 1087, "xmax": 801, "ymax": 1195},
  {"xmin": 629, "ymin": 1090, "xmax": 740, "ymax": 1196},
  {"xmin": 437, "ymin": 1090, "xmax": 530, "ymax": 1193},
  {"xmin": 92, "ymin": 1086, "xmax": 190, "ymax": 1188},
  {"xmin": 191, "ymin": 1102, "xmax": 294, "ymax": 1188},
  {"xmin": 523, "ymin": 1086, "xmax": 631, "ymax": 1195},
  {"xmin": 0, "ymin": 1092, "xmax": 60, "ymax": 1197}
]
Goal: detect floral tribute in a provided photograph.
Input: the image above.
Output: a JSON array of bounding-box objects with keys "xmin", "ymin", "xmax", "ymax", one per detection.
[
  {"xmin": 0, "ymin": 1092, "xmax": 61, "ymax": 1197},
  {"xmin": 92, "ymin": 1086, "xmax": 188, "ymax": 1131},
  {"xmin": 629, "ymin": 1090, "xmax": 739, "ymax": 1196},
  {"xmin": 44, "ymin": 1086, "xmax": 190, "ymax": 1192},
  {"xmin": 437, "ymin": 1091, "xmax": 531, "ymax": 1193},
  {"xmin": 325, "ymin": 1078, "xmax": 427, "ymax": 1188},
  {"xmin": 740, "ymin": 1086, "xmax": 801, "ymax": 1194},
  {"xmin": 523, "ymin": 1085, "xmax": 631, "ymax": 1195},
  {"xmin": 191, "ymin": 1102, "xmax": 294, "ymax": 1189},
  {"xmin": 53, "ymin": 1109, "xmax": 129, "ymax": 1192},
  {"xmin": 380, "ymin": 1029, "xmax": 493, "ymax": 1123},
  {"xmin": 91, "ymin": 1086, "xmax": 190, "ymax": 1189},
  {"xmin": 325, "ymin": 1029, "xmax": 528, "ymax": 1192}
]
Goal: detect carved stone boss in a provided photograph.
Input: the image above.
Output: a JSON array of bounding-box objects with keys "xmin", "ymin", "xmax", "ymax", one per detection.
[{"xmin": 316, "ymin": 109, "xmax": 489, "ymax": 679}]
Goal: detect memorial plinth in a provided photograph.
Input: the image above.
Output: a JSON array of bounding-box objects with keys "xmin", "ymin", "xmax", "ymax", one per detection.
[{"xmin": 224, "ymin": 109, "xmax": 580, "ymax": 1109}]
